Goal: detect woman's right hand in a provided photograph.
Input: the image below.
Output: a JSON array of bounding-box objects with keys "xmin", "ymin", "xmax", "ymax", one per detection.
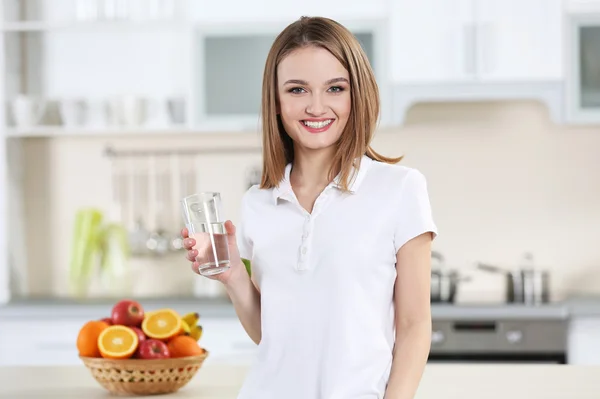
[{"xmin": 181, "ymin": 220, "xmax": 245, "ymax": 286}]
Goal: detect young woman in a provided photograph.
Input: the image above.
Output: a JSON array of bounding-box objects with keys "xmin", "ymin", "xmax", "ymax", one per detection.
[{"xmin": 182, "ymin": 16, "xmax": 437, "ymax": 399}]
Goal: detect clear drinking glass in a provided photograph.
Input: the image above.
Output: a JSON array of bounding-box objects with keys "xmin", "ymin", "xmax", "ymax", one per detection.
[{"xmin": 181, "ymin": 192, "xmax": 230, "ymax": 276}]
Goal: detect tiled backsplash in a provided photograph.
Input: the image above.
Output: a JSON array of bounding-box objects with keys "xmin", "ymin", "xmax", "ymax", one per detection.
[{"xmin": 15, "ymin": 101, "xmax": 600, "ymax": 302}]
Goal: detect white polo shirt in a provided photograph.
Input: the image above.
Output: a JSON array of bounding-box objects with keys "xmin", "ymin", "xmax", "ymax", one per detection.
[{"xmin": 235, "ymin": 155, "xmax": 437, "ymax": 399}]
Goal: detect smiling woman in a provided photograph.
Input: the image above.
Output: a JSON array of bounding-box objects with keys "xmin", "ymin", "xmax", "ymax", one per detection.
[
  {"xmin": 181, "ymin": 15, "xmax": 438, "ymax": 399},
  {"xmin": 277, "ymin": 48, "xmax": 351, "ymax": 151},
  {"xmin": 259, "ymin": 16, "xmax": 402, "ymax": 192}
]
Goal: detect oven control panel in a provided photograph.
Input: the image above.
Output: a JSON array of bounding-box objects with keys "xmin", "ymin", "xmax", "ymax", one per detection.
[{"xmin": 429, "ymin": 319, "xmax": 567, "ymax": 353}]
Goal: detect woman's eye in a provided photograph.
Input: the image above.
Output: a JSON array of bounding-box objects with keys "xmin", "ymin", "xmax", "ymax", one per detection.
[
  {"xmin": 288, "ymin": 87, "xmax": 305, "ymax": 94},
  {"xmin": 328, "ymin": 86, "xmax": 344, "ymax": 93}
]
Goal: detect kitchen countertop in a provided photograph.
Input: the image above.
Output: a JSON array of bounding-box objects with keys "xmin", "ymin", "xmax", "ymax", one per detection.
[
  {"xmin": 0, "ymin": 296, "xmax": 238, "ymax": 320},
  {"xmin": 2, "ymin": 295, "xmax": 600, "ymax": 320},
  {"xmin": 1, "ymin": 361, "xmax": 599, "ymax": 399}
]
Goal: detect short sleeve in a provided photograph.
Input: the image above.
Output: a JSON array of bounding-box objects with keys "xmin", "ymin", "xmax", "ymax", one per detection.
[
  {"xmin": 236, "ymin": 192, "xmax": 253, "ymax": 261},
  {"xmin": 393, "ymin": 169, "xmax": 438, "ymax": 252}
]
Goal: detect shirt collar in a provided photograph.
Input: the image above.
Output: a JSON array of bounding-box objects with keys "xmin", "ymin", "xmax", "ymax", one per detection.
[{"xmin": 272, "ymin": 155, "xmax": 372, "ymax": 204}]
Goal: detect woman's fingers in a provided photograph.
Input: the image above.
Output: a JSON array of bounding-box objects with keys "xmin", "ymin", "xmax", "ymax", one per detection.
[
  {"xmin": 186, "ymin": 249, "xmax": 198, "ymax": 262},
  {"xmin": 183, "ymin": 237, "xmax": 195, "ymax": 250},
  {"xmin": 224, "ymin": 220, "xmax": 236, "ymax": 236},
  {"xmin": 182, "ymin": 228, "xmax": 197, "ymax": 250}
]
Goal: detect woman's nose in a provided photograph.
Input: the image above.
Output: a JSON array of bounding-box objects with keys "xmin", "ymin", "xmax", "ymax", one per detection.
[{"xmin": 306, "ymin": 93, "xmax": 327, "ymax": 116}]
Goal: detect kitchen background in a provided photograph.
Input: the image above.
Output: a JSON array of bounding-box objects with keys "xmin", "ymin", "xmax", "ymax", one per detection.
[
  {"xmin": 1, "ymin": 0, "xmax": 600, "ymax": 367},
  {"xmin": 13, "ymin": 101, "xmax": 600, "ymax": 302}
]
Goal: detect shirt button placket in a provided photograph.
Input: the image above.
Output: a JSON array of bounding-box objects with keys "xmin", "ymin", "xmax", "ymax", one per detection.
[{"xmin": 297, "ymin": 214, "xmax": 312, "ymax": 271}]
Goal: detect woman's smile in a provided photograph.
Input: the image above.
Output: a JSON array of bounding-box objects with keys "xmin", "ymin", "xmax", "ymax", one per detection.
[{"xmin": 300, "ymin": 118, "xmax": 335, "ymax": 133}]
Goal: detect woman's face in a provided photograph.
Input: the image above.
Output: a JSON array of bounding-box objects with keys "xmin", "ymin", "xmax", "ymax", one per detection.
[{"xmin": 277, "ymin": 46, "xmax": 351, "ymax": 155}]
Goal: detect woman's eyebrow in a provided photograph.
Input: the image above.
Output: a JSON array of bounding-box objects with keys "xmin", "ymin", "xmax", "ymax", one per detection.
[{"xmin": 283, "ymin": 77, "xmax": 349, "ymax": 85}]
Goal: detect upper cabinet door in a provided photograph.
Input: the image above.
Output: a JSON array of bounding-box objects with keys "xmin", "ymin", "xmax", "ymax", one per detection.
[
  {"xmin": 190, "ymin": 0, "xmax": 387, "ymax": 23},
  {"xmin": 475, "ymin": 0, "xmax": 564, "ymax": 82},
  {"xmin": 390, "ymin": 0, "xmax": 476, "ymax": 84}
]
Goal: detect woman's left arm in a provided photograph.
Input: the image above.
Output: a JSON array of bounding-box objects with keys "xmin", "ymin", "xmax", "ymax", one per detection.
[{"xmin": 384, "ymin": 231, "xmax": 433, "ymax": 399}]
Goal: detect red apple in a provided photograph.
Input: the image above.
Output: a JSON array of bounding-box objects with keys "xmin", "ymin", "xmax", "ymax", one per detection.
[
  {"xmin": 99, "ymin": 317, "xmax": 113, "ymax": 325},
  {"xmin": 111, "ymin": 299, "xmax": 144, "ymax": 327},
  {"xmin": 131, "ymin": 327, "xmax": 146, "ymax": 344},
  {"xmin": 137, "ymin": 339, "xmax": 170, "ymax": 360}
]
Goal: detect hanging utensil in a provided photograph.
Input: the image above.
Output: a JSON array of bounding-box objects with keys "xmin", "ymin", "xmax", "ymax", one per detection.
[
  {"xmin": 170, "ymin": 155, "xmax": 197, "ymax": 251},
  {"xmin": 109, "ymin": 157, "xmax": 125, "ymax": 223},
  {"xmin": 146, "ymin": 156, "xmax": 170, "ymax": 256},
  {"xmin": 128, "ymin": 158, "xmax": 150, "ymax": 256},
  {"xmin": 168, "ymin": 153, "xmax": 184, "ymax": 251}
]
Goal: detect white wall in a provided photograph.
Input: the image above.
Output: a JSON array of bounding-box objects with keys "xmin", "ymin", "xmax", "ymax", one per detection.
[{"xmin": 14, "ymin": 100, "xmax": 600, "ymax": 301}]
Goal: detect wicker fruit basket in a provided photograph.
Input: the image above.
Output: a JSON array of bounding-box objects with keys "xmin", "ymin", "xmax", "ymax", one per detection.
[{"xmin": 80, "ymin": 351, "xmax": 209, "ymax": 396}]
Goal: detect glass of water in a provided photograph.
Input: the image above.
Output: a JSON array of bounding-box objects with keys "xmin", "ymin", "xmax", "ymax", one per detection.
[{"xmin": 181, "ymin": 192, "xmax": 230, "ymax": 276}]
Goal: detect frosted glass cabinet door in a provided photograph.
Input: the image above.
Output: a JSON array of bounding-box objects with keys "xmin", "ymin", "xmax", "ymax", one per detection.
[
  {"xmin": 202, "ymin": 34, "xmax": 276, "ymax": 118},
  {"xmin": 567, "ymin": 14, "xmax": 600, "ymax": 123},
  {"xmin": 579, "ymin": 26, "xmax": 600, "ymax": 109},
  {"xmin": 193, "ymin": 30, "xmax": 376, "ymax": 129}
]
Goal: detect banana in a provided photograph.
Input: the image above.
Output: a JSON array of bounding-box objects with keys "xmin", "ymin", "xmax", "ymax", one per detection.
[
  {"xmin": 182, "ymin": 312, "xmax": 200, "ymax": 327},
  {"xmin": 190, "ymin": 324, "xmax": 203, "ymax": 341},
  {"xmin": 181, "ymin": 319, "xmax": 191, "ymax": 335}
]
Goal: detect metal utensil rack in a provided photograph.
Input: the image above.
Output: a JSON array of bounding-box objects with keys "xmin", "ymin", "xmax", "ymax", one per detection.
[
  {"xmin": 102, "ymin": 144, "xmax": 262, "ymax": 257},
  {"xmin": 103, "ymin": 145, "xmax": 263, "ymax": 158}
]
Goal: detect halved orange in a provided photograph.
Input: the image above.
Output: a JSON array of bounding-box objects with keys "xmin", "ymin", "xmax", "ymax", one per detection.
[
  {"xmin": 97, "ymin": 325, "xmax": 139, "ymax": 359},
  {"xmin": 141, "ymin": 308, "xmax": 182, "ymax": 340}
]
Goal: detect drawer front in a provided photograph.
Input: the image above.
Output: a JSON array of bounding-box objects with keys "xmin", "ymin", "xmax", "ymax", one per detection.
[
  {"xmin": 0, "ymin": 319, "xmax": 86, "ymax": 366},
  {"xmin": 0, "ymin": 317, "xmax": 257, "ymax": 366},
  {"xmin": 200, "ymin": 318, "xmax": 257, "ymax": 365}
]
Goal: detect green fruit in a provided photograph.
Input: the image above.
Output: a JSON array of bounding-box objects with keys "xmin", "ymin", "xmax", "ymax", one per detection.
[{"xmin": 242, "ymin": 258, "xmax": 251, "ymax": 277}]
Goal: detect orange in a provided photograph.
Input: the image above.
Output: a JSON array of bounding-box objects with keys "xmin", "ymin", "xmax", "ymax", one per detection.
[
  {"xmin": 77, "ymin": 320, "xmax": 110, "ymax": 357},
  {"xmin": 98, "ymin": 325, "xmax": 139, "ymax": 359},
  {"xmin": 167, "ymin": 335, "xmax": 206, "ymax": 358},
  {"xmin": 141, "ymin": 308, "xmax": 183, "ymax": 340}
]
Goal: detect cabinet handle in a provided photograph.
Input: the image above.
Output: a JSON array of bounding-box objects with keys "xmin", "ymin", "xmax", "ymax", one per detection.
[{"xmin": 463, "ymin": 24, "xmax": 477, "ymax": 76}]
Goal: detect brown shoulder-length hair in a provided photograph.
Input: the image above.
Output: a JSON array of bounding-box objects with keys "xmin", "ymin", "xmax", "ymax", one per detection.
[{"xmin": 260, "ymin": 16, "xmax": 402, "ymax": 191}]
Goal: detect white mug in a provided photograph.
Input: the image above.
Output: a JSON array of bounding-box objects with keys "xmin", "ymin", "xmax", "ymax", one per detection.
[{"xmin": 11, "ymin": 94, "xmax": 46, "ymax": 127}]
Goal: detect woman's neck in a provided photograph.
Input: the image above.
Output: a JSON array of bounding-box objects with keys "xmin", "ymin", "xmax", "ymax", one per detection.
[{"xmin": 290, "ymin": 147, "xmax": 337, "ymax": 192}]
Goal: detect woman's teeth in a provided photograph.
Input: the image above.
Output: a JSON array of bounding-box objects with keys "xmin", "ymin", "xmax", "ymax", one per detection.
[{"xmin": 302, "ymin": 119, "xmax": 333, "ymax": 128}]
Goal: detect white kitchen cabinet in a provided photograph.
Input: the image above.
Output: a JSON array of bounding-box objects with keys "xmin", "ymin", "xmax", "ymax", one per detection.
[
  {"xmin": 564, "ymin": 12, "xmax": 600, "ymax": 124},
  {"xmin": 389, "ymin": 0, "xmax": 565, "ymax": 124},
  {"xmin": 0, "ymin": 316, "xmax": 257, "ymax": 367},
  {"xmin": 567, "ymin": 317, "xmax": 600, "ymax": 365},
  {"xmin": 0, "ymin": 318, "xmax": 84, "ymax": 366},
  {"xmin": 199, "ymin": 318, "xmax": 257, "ymax": 365},
  {"xmin": 188, "ymin": 0, "xmax": 387, "ymax": 24},
  {"xmin": 567, "ymin": 0, "xmax": 600, "ymax": 13},
  {"xmin": 0, "ymin": 136, "xmax": 7, "ymax": 304},
  {"xmin": 0, "ymin": 1, "xmax": 8, "ymax": 304},
  {"xmin": 390, "ymin": 0, "xmax": 475, "ymax": 84},
  {"xmin": 475, "ymin": 0, "xmax": 563, "ymax": 82},
  {"xmin": 390, "ymin": 0, "xmax": 563, "ymax": 84}
]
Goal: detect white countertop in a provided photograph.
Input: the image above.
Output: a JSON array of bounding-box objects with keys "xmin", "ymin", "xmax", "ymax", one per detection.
[
  {"xmin": 1, "ymin": 361, "xmax": 599, "ymax": 399},
  {"xmin": 3, "ymin": 296, "xmax": 592, "ymax": 320}
]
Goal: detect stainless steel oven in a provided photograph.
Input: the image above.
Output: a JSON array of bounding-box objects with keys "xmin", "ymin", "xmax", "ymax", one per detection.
[{"xmin": 428, "ymin": 319, "xmax": 567, "ymax": 364}]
